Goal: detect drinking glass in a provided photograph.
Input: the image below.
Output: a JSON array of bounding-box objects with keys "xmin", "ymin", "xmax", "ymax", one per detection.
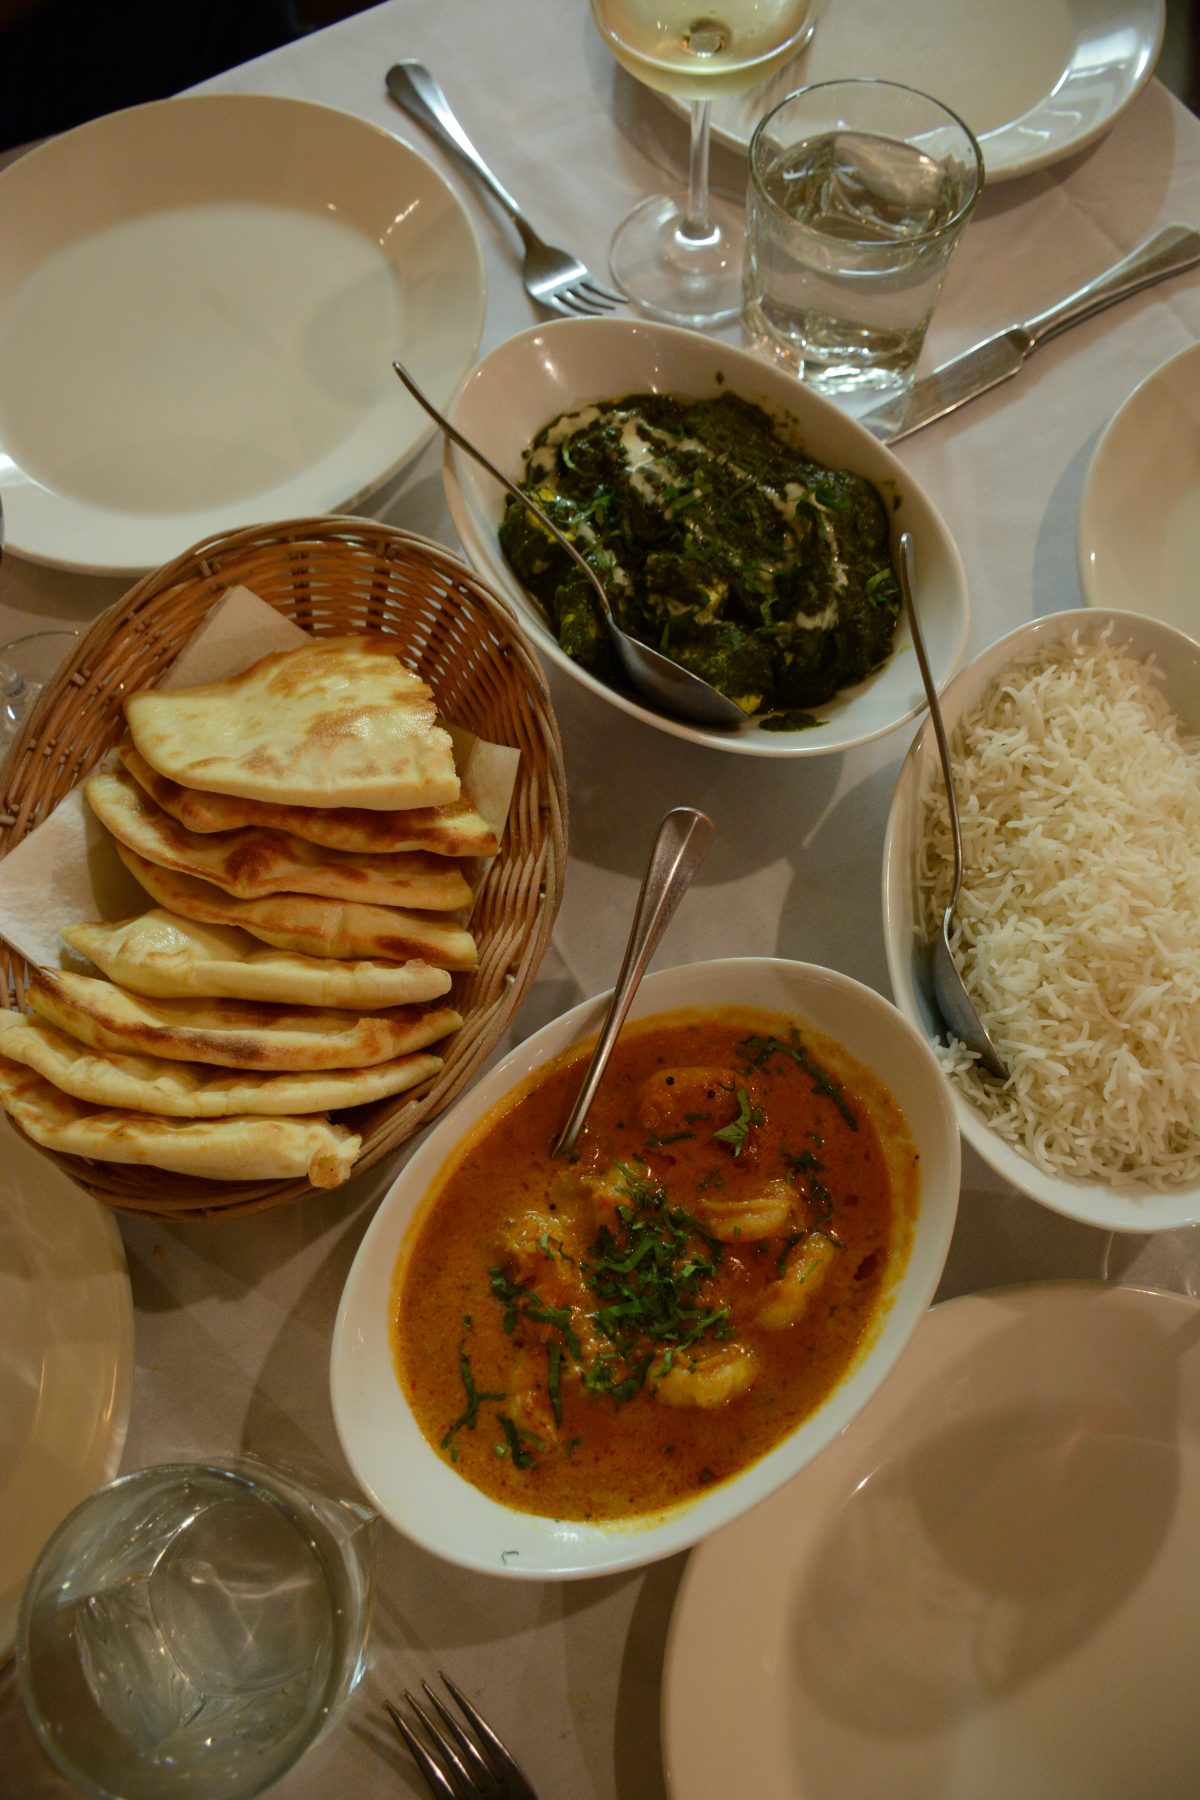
[
  {"xmin": 589, "ymin": 0, "xmax": 817, "ymax": 326},
  {"xmin": 0, "ymin": 629, "xmax": 80, "ymax": 739},
  {"xmin": 744, "ymin": 79, "xmax": 982, "ymax": 430},
  {"xmin": 0, "ymin": 494, "xmax": 80, "ymax": 744},
  {"xmin": 17, "ymin": 1456, "xmax": 377, "ymax": 1800}
]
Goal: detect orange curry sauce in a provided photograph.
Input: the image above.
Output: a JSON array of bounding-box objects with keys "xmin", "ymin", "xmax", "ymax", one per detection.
[{"xmin": 393, "ymin": 1007, "xmax": 919, "ymax": 1521}]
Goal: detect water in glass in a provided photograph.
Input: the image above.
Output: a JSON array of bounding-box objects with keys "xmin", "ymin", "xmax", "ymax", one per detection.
[
  {"xmin": 744, "ymin": 83, "xmax": 982, "ymax": 424},
  {"xmin": 18, "ymin": 1460, "xmax": 376, "ymax": 1800}
]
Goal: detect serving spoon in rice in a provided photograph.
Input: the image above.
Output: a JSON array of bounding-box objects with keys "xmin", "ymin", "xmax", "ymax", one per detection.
[{"xmin": 899, "ymin": 531, "xmax": 1008, "ymax": 1081}]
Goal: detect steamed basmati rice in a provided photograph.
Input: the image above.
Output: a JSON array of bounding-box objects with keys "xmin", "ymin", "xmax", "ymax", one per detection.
[{"xmin": 918, "ymin": 631, "xmax": 1200, "ymax": 1187}]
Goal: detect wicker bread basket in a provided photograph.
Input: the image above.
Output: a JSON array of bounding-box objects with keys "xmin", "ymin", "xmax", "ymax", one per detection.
[{"xmin": 0, "ymin": 518, "xmax": 568, "ymax": 1220}]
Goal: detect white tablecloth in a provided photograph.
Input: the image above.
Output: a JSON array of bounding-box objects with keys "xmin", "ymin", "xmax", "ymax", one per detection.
[{"xmin": 2, "ymin": 3, "xmax": 1199, "ymax": 1794}]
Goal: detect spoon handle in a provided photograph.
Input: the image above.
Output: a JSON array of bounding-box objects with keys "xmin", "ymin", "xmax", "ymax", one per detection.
[
  {"xmin": 898, "ymin": 532, "xmax": 963, "ymax": 917},
  {"xmin": 392, "ymin": 360, "xmax": 614, "ymax": 629},
  {"xmin": 551, "ymin": 807, "xmax": 715, "ymax": 1157}
]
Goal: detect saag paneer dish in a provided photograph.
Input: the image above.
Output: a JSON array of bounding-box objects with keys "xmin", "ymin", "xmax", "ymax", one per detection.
[
  {"xmin": 498, "ymin": 391, "xmax": 900, "ymax": 725},
  {"xmin": 393, "ymin": 1008, "xmax": 919, "ymax": 1521}
]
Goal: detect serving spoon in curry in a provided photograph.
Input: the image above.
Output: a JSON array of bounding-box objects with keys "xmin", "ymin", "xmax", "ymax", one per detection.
[
  {"xmin": 898, "ymin": 531, "xmax": 1007, "ymax": 1080},
  {"xmin": 393, "ymin": 362, "xmax": 750, "ymax": 730},
  {"xmin": 552, "ymin": 806, "xmax": 715, "ymax": 1157}
]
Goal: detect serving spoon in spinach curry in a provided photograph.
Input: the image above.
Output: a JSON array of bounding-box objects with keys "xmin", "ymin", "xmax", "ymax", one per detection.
[
  {"xmin": 394, "ymin": 362, "xmax": 749, "ymax": 729},
  {"xmin": 495, "ymin": 388, "xmax": 902, "ymax": 731}
]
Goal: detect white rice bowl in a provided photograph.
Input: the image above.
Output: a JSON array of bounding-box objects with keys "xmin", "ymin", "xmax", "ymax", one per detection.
[{"xmin": 883, "ymin": 609, "xmax": 1200, "ymax": 1232}]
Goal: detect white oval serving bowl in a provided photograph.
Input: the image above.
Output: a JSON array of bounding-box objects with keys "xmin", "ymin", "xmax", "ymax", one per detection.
[
  {"xmin": 1078, "ymin": 341, "xmax": 1200, "ymax": 638},
  {"xmin": 443, "ymin": 317, "xmax": 969, "ymax": 757},
  {"xmin": 330, "ymin": 956, "xmax": 960, "ymax": 1580},
  {"xmin": 883, "ymin": 607, "xmax": 1200, "ymax": 1232}
]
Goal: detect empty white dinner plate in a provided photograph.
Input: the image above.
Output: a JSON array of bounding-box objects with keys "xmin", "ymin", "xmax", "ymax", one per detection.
[
  {"xmin": 0, "ymin": 1121, "xmax": 133, "ymax": 1662},
  {"xmin": 680, "ymin": 0, "xmax": 1163, "ymax": 180},
  {"xmin": 1078, "ymin": 342, "xmax": 1200, "ymax": 635},
  {"xmin": 663, "ymin": 1281, "xmax": 1200, "ymax": 1800},
  {"xmin": 0, "ymin": 94, "xmax": 485, "ymax": 574}
]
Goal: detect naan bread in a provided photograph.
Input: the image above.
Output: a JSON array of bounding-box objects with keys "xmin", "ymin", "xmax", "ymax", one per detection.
[
  {"xmin": 124, "ymin": 636, "xmax": 461, "ymax": 810},
  {"xmin": 27, "ymin": 967, "xmax": 462, "ymax": 1071},
  {"xmin": 87, "ymin": 760, "xmax": 472, "ymax": 910},
  {"xmin": 121, "ymin": 744, "xmax": 499, "ymax": 858},
  {"xmin": 63, "ymin": 911, "xmax": 453, "ymax": 1010},
  {"xmin": 118, "ymin": 847, "xmax": 478, "ymax": 969},
  {"xmin": 0, "ymin": 1058, "xmax": 361, "ymax": 1186},
  {"xmin": 0, "ymin": 1010, "xmax": 442, "ymax": 1117}
]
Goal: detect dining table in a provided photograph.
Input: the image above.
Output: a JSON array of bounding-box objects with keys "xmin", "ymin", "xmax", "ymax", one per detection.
[{"xmin": 2, "ymin": 2, "xmax": 1199, "ymax": 1796}]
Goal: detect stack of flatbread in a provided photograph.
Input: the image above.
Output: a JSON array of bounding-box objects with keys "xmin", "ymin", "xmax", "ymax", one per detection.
[{"xmin": 0, "ymin": 636, "xmax": 500, "ymax": 1189}]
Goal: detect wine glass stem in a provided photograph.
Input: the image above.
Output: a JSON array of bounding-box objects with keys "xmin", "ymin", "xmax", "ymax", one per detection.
[{"xmin": 681, "ymin": 98, "xmax": 715, "ymax": 241}]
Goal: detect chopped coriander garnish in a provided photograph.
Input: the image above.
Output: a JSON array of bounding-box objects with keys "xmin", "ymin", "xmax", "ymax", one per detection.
[
  {"xmin": 712, "ymin": 1087, "xmax": 765, "ymax": 1156},
  {"xmin": 739, "ymin": 1029, "xmax": 858, "ymax": 1130},
  {"xmin": 548, "ymin": 1341, "xmax": 563, "ymax": 1427},
  {"xmin": 441, "ymin": 1343, "xmax": 505, "ymax": 1457},
  {"xmin": 496, "ymin": 1415, "xmax": 543, "ymax": 1470}
]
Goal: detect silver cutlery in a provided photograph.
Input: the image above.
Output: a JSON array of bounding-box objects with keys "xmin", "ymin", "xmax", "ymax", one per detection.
[
  {"xmin": 898, "ymin": 531, "xmax": 1007, "ymax": 1079},
  {"xmin": 552, "ymin": 806, "xmax": 715, "ymax": 1156},
  {"xmin": 385, "ymin": 61, "xmax": 626, "ymax": 318},
  {"xmin": 385, "ymin": 1673, "xmax": 540, "ymax": 1800},
  {"xmin": 878, "ymin": 223, "xmax": 1200, "ymax": 442},
  {"xmin": 393, "ymin": 360, "xmax": 748, "ymax": 728}
]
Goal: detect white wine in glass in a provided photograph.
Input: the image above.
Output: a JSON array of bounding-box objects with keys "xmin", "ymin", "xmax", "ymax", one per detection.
[{"xmin": 590, "ymin": 0, "xmax": 816, "ymax": 325}]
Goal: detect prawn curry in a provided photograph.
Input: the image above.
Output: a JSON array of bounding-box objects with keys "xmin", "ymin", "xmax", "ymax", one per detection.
[{"xmin": 393, "ymin": 1008, "xmax": 919, "ymax": 1521}]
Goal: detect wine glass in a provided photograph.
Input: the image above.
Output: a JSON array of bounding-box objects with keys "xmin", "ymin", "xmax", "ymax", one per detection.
[
  {"xmin": 589, "ymin": 0, "xmax": 818, "ymax": 326},
  {"xmin": 0, "ymin": 494, "xmax": 79, "ymax": 744}
]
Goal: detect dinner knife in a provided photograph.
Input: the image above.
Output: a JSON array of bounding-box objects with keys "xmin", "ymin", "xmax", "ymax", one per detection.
[{"xmin": 876, "ymin": 224, "xmax": 1200, "ymax": 444}]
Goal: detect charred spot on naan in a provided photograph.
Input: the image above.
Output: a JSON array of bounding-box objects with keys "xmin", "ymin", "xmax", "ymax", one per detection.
[
  {"xmin": 119, "ymin": 742, "xmax": 500, "ymax": 857},
  {"xmin": 124, "ymin": 637, "xmax": 461, "ymax": 811},
  {"xmin": 90, "ymin": 761, "xmax": 474, "ymax": 911},
  {"xmin": 0, "ymin": 1055, "xmax": 363, "ymax": 1186},
  {"xmin": 26, "ymin": 967, "xmax": 463, "ymax": 1071},
  {"xmin": 0, "ymin": 1010, "xmax": 446, "ymax": 1119},
  {"xmin": 116, "ymin": 847, "xmax": 479, "ymax": 970},
  {"xmin": 62, "ymin": 912, "xmax": 456, "ymax": 1010}
]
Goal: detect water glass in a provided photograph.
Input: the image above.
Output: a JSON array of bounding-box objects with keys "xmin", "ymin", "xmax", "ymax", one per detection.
[
  {"xmin": 744, "ymin": 79, "xmax": 982, "ymax": 429},
  {"xmin": 16, "ymin": 1456, "xmax": 377, "ymax": 1800}
]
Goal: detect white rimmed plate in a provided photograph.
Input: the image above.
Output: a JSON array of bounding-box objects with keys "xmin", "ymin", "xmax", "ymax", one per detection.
[
  {"xmin": 882, "ymin": 606, "xmax": 1200, "ymax": 1231},
  {"xmin": 663, "ymin": 1281, "xmax": 1200, "ymax": 1800},
  {"xmin": 682, "ymin": 0, "xmax": 1163, "ymax": 180},
  {"xmin": 0, "ymin": 1120, "xmax": 133, "ymax": 1661},
  {"xmin": 0, "ymin": 93, "xmax": 486, "ymax": 575},
  {"xmin": 330, "ymin": 956, "xmax": 960, "ymax": 1580},
  {"xmin": 1078, "ymin": 342, "xmax": 1200, "ymax": 634},
  {"xmin": 444, "ymin": 316, "xmax": 969, "ymax": 757}
]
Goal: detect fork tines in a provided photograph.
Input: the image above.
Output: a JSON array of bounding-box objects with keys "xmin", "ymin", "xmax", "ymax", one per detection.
[
  {"xmin": 543, "ymin": 278, "xmax": 626, "ymax": 318},
  {"xmin": 385, "ymin": 1672, "xmax": 538, "ymax": 1800}
]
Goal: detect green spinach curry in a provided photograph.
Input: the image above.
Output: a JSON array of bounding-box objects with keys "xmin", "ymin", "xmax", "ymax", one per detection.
[{"xmin": 498, "ymin": 391, "xmax": 900, "ymax": 725}]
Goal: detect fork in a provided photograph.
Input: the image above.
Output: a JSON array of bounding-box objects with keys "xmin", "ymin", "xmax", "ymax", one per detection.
[
  {"xmin": 385, "ymin": 61, "xmax": 626, "ymax": 318},
  {"xmin": 384, "ymin": 1673, "xmax": 540, "ymax": 1800}
]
